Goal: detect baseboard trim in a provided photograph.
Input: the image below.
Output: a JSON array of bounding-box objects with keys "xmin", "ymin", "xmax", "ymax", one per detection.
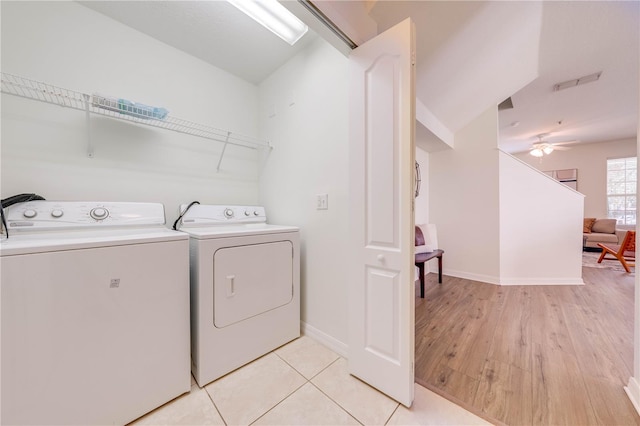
[
  {"xmin": 443, "ymin": 269, "xmax": 584, "ymax": 286},
  {"xmin": 444, "ymin": 269, "xmax": 501, "ymax": 285},
  {"xmin": 300, "ymin": 321, "xmax": 348, "ymax": 358},
  {"xmin": 497, "ymin": 277, "xmax": 584, "ymax": 286},
  {"xmin": 625, "ymin": 377, "xmax": 640, "ymax": 416}
]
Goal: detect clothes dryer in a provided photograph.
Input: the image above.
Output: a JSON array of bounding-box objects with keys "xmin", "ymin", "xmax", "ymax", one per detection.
[
  {"xmin": 178, "ymin": 204, "xmax": 300, "ymax": 387},
  {"xmin": 1, "ymin": 201, "xmax": 190, "ymax": 425}
]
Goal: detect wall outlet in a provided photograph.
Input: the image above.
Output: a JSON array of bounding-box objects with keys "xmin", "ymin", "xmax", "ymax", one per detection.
[{"xmin": 316, "ymin": 193, "xmax": 328, "ymax": 210}]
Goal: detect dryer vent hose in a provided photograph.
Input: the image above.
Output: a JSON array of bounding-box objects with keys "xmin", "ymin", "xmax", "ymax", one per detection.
[{"xmin": 1, "ymin": 193, "xmax": 46, "ymax": 238}]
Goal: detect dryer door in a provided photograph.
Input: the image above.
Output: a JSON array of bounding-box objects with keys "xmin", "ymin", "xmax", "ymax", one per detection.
[{"xmin": 213, "ymin": 240, "xmax": 293, "ymax": 328}]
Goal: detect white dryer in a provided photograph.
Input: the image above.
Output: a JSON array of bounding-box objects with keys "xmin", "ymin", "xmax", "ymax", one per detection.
[
  {"xmin": 1, "ymin": 201, "xmax": 190, "ymax": 425},
  {"xmin": 178, "ymin": 204, "xmax": 300, "ymax": 387}
]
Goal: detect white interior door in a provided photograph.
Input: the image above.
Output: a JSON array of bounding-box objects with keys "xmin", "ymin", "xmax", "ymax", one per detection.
[{"xmin": 348, "ymin": 18, "xmax": 416, "ymax": 407}]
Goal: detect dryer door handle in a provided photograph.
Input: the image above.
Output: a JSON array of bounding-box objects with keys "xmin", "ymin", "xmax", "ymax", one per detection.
[{"xmin": 226, "ymin": 275, "xmax": 236, "ymax": 297}]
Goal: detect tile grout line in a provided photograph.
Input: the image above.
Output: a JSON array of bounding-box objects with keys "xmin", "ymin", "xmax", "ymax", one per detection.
[
  {"xmin": 306, "ymin": 380, "xmax": 365, "ymax": 426},
  {"xmin": 383, "ymin": 402, "xmax": 401, "ymax": 426},
  {"xmin": 249, "ymin": 354, "xmax": 349, "ymax": 425},
  {"xmin": 202, "ymin": 383, "xmax": 228, "ymax": 426},
  {"xmin": 273, "ymin": 353, "xmax": 366, "ymax": 425},
  {"xmin": 247, "ymin": 380, "xmax": 308, "ymax": 426}
]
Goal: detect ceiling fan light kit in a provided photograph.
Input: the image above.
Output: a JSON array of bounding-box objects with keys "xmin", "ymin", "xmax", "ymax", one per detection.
[
  {"xmin": 530, "ymin": 148, "xmax": 544, "ymax": 157},
  {"xmin": 528, "ymin": 133, "xmax": 576, "ymax": 157},
  {"xmin": 529, "ymin": 143, "xmax": 560, "ymax": 157}
]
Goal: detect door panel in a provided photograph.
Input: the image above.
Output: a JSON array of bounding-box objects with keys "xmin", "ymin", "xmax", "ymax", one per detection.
[
  {"xmin": 348, "ymin": 18, "xmax": 416, "ymax": 407},
  {"xmin": 213, "ymin": 241, "xmax": 293, "ymax": 328},
  {"xmin": 365, "ymin": 266, "xmax": 400, "ymax": 362},
  {"xmin": 366, "ymin": 55, "xmax": 399, "ymax": 247}
]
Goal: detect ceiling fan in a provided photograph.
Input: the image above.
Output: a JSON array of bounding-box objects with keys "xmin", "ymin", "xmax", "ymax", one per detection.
[{"xmin": 529, "ymin": 134, "xmax": 576, "ymax": 157}]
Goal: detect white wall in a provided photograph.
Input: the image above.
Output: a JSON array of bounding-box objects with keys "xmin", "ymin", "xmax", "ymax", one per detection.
[
  {"xmin": 258, "ymin": 39, "xmax": 350, "ymax": 352},
  {"xmin": 430, "ymin": 106, "xmax": 583, "ymax": 285},
  {"xmin": 498, "ymin": 152, "xmax": 584, "ymax": 285},
  {"xmin": 429, "ymin": 107, "xmax": 501, "ymax": 283},
  {"xmin": 514, "ymin": 138, "xmax": 636, "ymax": 219},
  {"xmin": 1, "ymin": 2, "xmax": 261, "ymax": 224}
]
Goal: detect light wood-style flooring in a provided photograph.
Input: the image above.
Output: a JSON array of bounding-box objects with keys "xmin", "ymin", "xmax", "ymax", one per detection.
[{"xmin": 415, "ymin": 266, "xmax": 640, "ymax": 425}]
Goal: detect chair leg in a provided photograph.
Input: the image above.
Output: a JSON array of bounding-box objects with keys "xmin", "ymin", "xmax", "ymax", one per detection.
[
  {"xmin": 619, "ymin": 256, "xmax": 632, "ymax": 273},
  {"xmin": 418, "ymin": 262, "xmax": 425, "ymax": 298},
  {"xmin": 597, "ymin": 248, "xmax": 610, "ymax": 263}
]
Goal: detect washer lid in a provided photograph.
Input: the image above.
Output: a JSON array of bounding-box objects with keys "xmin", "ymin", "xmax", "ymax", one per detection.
[
  {"xmin": 0, "ymin": 228, "xmax": 187, "ymax": 256},
  {"xmin": 180, "ymin": 223, "xmax": 299, "ymax": 239}
]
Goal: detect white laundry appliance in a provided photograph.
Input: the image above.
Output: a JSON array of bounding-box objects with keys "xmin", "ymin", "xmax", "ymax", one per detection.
[
  {"xmin": 178, "ymin": 204, "xmax": 300, "ymax": 387},
  {"xmin": 0, "ymin": 201, "xmax": 191, "ymax": 425}
]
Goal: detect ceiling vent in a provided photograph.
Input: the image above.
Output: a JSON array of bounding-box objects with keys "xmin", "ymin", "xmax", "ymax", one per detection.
[{"xmin": 553, "ymin": 71, "xmax": 602, "ymax": 92}]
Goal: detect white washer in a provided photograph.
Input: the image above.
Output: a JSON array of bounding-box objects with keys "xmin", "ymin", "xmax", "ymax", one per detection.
[
  {"xmin": 179, "ymin": 204, "xmax": 300, "ymax": 387},
  {"xmin": 1, "ymin": 201, "xmax": 191, "ymax": 425}
]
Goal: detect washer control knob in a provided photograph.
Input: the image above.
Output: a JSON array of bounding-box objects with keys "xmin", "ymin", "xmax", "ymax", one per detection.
[
  {"xmin": 224, "ymin": 208, "xmax": 234, "ymax": 219},
  {"xmin": 254, "ymin": 211, "xmax": 260, "ymax": 216},
  {"xmin": 51, "ymin": 209, "xmax": 64, "ymax": 218},
  {"xmin": 244, "ymin": 210, "xmax": 250, "ymax": 216},
  {"xmin": 23, "ymin": 209, "xmax": 37, "ymax": 219},
  {"xmin": 90, "ymin": 207, "xmax": 109, "ymax": 220}
]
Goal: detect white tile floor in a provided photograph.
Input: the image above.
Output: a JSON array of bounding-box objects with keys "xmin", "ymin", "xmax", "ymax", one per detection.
[{"xmin": 130, "ymin": 336, "xmax": 491, "ymax": 426}]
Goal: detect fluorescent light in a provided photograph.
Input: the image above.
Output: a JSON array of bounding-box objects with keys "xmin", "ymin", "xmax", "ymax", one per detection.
[{"xmin": 228, "ymin": 0, "xmax": 308, "ymax": 45}]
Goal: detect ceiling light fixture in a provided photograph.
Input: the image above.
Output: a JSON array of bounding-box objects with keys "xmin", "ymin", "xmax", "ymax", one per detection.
[
  {"xmin": 553, "ymin": 71, "xmax": 602, "ymax": 92},
  {"xmin": 227, "ymin": 0, "xmax": 308, "ymax": 45},
  {"xmin": 530, "ymin": 148, "xmax": 544, "ymax": 157},
  {"xmin": 529, "ymin": 143, "xmax": 557, "ymax": 157}
]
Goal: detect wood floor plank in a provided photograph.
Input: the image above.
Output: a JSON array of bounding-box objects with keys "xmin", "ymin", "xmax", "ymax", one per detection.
[
  {"xmin": 582, "ymin": 376, "xmax": 640, "ymax": 425},
  {"xmin": 530, "ymin": 286, "xmax": 576, "ymax": 355},
  {"xmin": 486, "ymin": 286, "xmax": 533, "ymax": 372},
  {"xmin": 562, "ymin": 301, "xmax": 630, "ymax": 385},
  {"xmin": 445, "ymin": 292, "xmax": 503, "ymax": 380},
  {"xmin": 474, "ymin": 358, "xmax": 533, "ymax": 425},
  {"xmin": 425, "ymin": 358, "xmax": 479, "ymax": 407},
  {"xmin": 532, "ymin": 341, "xmax": 599, "ymax": 425},
  {"xmin": 415, "ymin": 266, "xmax": 637, "ymax": 425}
]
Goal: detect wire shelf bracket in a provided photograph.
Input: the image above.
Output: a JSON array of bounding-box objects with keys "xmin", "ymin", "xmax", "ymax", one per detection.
[{"xmin": 1, "ymin": 72, "xmax": 272, "ymax": 167}]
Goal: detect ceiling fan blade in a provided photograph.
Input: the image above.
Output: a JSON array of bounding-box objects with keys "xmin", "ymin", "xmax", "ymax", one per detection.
[
  {"xmin": 552, "ymin": 145, "xmax": 571, "ymax": 151},
  {"xmin": 551, "ymin": 140, "xmax": 579, "ymax": 146}
]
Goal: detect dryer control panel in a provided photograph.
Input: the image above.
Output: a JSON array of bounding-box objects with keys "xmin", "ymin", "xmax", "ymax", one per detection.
[
  {"xmin": 179, "ymin": 204, "xmax": 266, "ymax": 227},
  {"xmin": 4, "ymin": 201, "xmax": 166, "ymax": 231}
]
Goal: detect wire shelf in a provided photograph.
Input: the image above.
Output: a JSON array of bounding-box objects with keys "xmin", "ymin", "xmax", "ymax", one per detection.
[{"xmin": 0, "ymin": 72, "xmax": 271, "ymax": 151}]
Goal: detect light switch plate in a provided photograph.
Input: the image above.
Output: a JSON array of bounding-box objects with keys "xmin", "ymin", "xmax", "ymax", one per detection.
[{"xmin": 316, "ymin": 194, "xmax": 328, "ymax": 210}]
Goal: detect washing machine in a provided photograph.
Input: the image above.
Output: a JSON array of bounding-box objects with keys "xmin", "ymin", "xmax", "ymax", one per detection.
[
  {"xmin": 0, "ymin": 201, "xmax": 191, "ymax": 425},
  {"xmin": 178, "ymin": 204, "xmax": 300, "ymax": 387}
]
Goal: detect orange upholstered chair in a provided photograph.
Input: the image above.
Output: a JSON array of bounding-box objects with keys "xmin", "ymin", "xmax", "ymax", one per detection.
[{"xmin": 597, "ymin": 230, "xmax": 636, "ymax": 273}]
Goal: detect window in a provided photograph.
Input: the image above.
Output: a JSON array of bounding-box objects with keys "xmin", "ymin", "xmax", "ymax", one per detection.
[{"xmin": 607, "ymin": 157, "xmax": 637, "ymax": 225}]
